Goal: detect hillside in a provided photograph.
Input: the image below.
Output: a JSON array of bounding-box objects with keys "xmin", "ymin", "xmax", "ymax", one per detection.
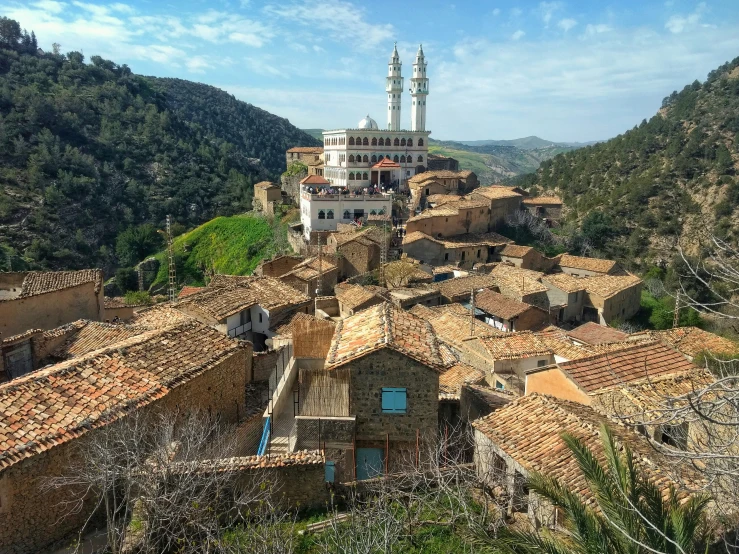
[
  {"xmin": 512, "ymin": 55, "xmax": 739, "ymax": 268},
  {"xmin": 0, "ymin": 17, "xmax": 319, "ymax": 274},
  {"xmin": 457, "ymin": 136, "xmax": 598, "ymax": 150}
]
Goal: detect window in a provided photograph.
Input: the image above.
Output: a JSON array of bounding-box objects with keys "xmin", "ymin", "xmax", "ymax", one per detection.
[
  {"xmin": 418, "ymin": 139, "xmax": 424, "ymax": 146},
  {"xmin": 477, "ymin": 249, "xmax": 481, "ymax": 258},
  {"xmin": 461, "ymin": 251, "xmax": 466, "ymax": 261},
  {"xmin": 240, "ymin": 310, "xmax": 251, "ymax": 326},
  {"xmin": 348, "ymin": 154, "xmax": 355, "ymax": 163},
  {"xmin": 258, "ymin": 313, "xmax": 263, "ymax": 323},
  {"xmin": 363, "ymin": 155, "xmax": 369, "ymax": 162},
  {"xmin": 379, "ymin": 138, "xmax": 385, "ymax": 146},
  {"xmin": 417, "ymin": 155, "xmax": 423, "ymax": 162},
  {"xmin": 407, "ymin": 138, "xmax": 413, "ymax": 146},
  {"xmin": 371, "ymin": 155, "xmax": 377, "ymax": 163},
  {"xmin": 363, "ymin": 137, "xmax": 369, "ymax": 145},
  {"xmin": 378, "ymin": 208, "xmax": 386, "ymax": 215},
  {"xmin": 537, "ymin": 359, "xmax": 548, "ymax": 368},
  {"xmin": 381, "ymin": 388, "xmax": 407, "ymax": 413},
  {"xmin": 401, "ymin": 138, "xmax": 406, "ymax": 146},
  {"xmin": 348, "ymin": 137, "xmax": 355, "ymax": 145},
  {"xmin": 370, "ymin": 209, "xmax": 377, "ymax": 215},
  {"xmin": 363, "ymin": 172, "xmax": 369, "ymax": 180},
  {"xmin": 394, "ymin": 138, "xmax": 400, "ymax": 146},
  {"xmin": 495, "ymin": 380, "xmax": 505, "ymax": 390},
  {"xmin": 325, "ymin": 461, "xmax": 336, "ymax": 483},
  {"xmin": 343, "ymin": 210, "xmax": 351, "ymax": 219},
  {"xmin": 349, "ymin": 172, "xmax": 355, "ymax": 180},
  {"xmin": 318, "ymin": 210, "xmax": 325, "ymax": 219},
  {"xmin": 444, "ymin": 253, "xmax": 449, "ymax": 261},
  {"xmin": 327, "ymin": 210, "xmax": 334, "ymax": 219},
  {"xmin": 393, "ymin": 155, "xmax": 399, "ymax": 162},
  {"xmin": 372, "ymin": 137, "xmax": 377, "ymax": 146}
]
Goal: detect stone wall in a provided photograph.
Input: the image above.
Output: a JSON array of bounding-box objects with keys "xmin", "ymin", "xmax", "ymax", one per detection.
[
  {"xmin": 338, "ymin": 240, "xmax": 380, "ymax": 279},
  {"xmin": 136, "ymin": 257, "xmax": 160, "ymax": 292},
  {"xmin": 252, "ymin": 346, "xmax": 287, "ymax": 382},
  {"xmin": 259, "ymin": 256, "xmax": 302, "ymax": 278},
  {"xmin": 281, "ymin": 173, "xmax": 305, "ymax": 205},
  {"xmin": 293, "ymin": 416, "xmax": 356, "ymax": 451}
]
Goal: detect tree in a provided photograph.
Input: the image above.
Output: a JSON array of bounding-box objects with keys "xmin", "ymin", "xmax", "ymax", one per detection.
[
  {"xmin": 384, "ymin": 260, "xmax": 421, "ymax": 288},
  {"xmin": 492, "ymin": 424, "xmax": 710, "ymax": 554},
  {"xmin": 115, "ymin": 267, "xmax": 138, "ymax": 293},
  {"xmin": 116, "ymin": 224, "xmax": 163, "ymax": 267},
  {"xmin": 581, "ymin": 209, "xmax": 616, "ymax": 252}
]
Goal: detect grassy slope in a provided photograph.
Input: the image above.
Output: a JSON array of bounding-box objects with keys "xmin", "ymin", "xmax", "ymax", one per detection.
[{"xmin": 151, "ymin": 215, "xmax": 278, "ymax": 289}]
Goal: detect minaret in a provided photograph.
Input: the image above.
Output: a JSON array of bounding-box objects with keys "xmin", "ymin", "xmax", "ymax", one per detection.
[
  {"xmin": 386, "ymin": 43, "xmax": 403, "ymax": 131},
  {"xmin": 410, "ymin": 44, "xmax": 429, "ymax": 132}
]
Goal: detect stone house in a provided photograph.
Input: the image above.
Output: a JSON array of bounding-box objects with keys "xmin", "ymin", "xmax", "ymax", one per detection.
[
  {"xmin": 469, "ymin": 186, "xmax": 523, "ymax": 227},
  {"xmin": 433, "ymin": 274, "xmax": 498, "ymax": 304},
  {"xmin": 286, "ymin": 146, "xmax": 323, "ymax": 168},
  {"xmin": 401, "ymin": 231, "xmax": 511, "ymax": 267},
  {"xmin": 253, "ymin": 181, "xmax": 282, "ymax": 213},
  {"xmin": 474, "ymin": 290, "xmax": 549, "ymax": 332},
  {"xmin": 472, "ymin": 394, "xmax": 704, "ymax": 528},
  {"xmin": 426, "ymin": 153, "xmax": 460, "ymax": 172},
  {"xmin": 327, "ymin": 227, "xmax": 387, "ymax": 280},
  {"xmin": 581, "ymin": 273, "xmax": 643, "ymax": 324},
  {"xmin": 334, "ymin": 283, "xmax": 390, "ymax": 317},
  {"xmin": 0, "ymin": 329, "xmax": 44, "ymax": 382},
  {"xmin": 521, "ymin": 196, "xmax": 563, "ymax": 222},
  {"xmin": 497, "ymin": 244, "xmax": 545, "ymax": 270},
  {"xmin": 405, "ymin": 198, "xmax": 491, "ymax": 237},
  {"xmin": 407, "ymin": 170, "xmax": 479, "ymax": 206},
  {"xmin": 490, "ymin": 264, "xmax": 551, "ymax": 311},
  {"xmin": 541, "ymin": 273, "xmax": 586, "ymax": 323},
  {"xmin": 295, "ymin": 303, "xmax": 444, "ymax": 481},
  {"xmin": 279, "ymin": 257, "xmax": 338, "ymax": 298},
  {"xmin": 0, "ymin": 321, "xmax": 253, "ymax": 554},
  {"xmin": 0, "ymin": 270, "xmax": 104, "ymax": 337},
  {"xmin": 557, "ymin": 254, "xmax": 622, "ymax": 277},
  {"xmin": 566, "ymin": 321, "xmax": 628, "ymax": 346},
  {"xmin": 257, "ymin": 255, "xmax": 304, "ymax": 278},
  {"xmin": 387, "ymin": 286, "xmax": 441, "ymax": 310}
]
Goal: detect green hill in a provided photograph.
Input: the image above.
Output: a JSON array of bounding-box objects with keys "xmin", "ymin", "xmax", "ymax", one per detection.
[
  {"xmin": 301, "ymin": 128, "xmax": 325, "ymax": 141},
  {"xmin": 511, "ymin": 55, "xmax": 739, "ymax": 268},
  {"xmin": 150, "ymin": 214, "xmax": 285, "ymax": 290},
  {"xmin": 0, "ymin": 17, "xmax": 319, "ymax": 274}
]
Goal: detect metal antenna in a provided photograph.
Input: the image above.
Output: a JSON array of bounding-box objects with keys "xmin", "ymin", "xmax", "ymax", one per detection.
[
  {"xmin": 166, "ymin": 215, "xmax": 176, "ymax": 303},
  {"xmin": 470, "ymin": 287, "xmax": 476, "ymax": 336},
  {"xmin": 673, "ymin": 290, "xmax": 681, "ymax": 328}
]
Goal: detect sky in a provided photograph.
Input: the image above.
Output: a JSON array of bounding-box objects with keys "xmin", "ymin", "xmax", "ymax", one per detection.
[{"xmin": 3, "ymin": 0, "xmax": 739, "ymax": 142}]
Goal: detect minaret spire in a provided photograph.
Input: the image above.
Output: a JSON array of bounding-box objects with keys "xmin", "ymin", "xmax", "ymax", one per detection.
[
  {"xmin": 410, "ymin": 43, "xmax": 429, "ymax": 132},
  {"xmin": 386, "ymin": 42, "xmax": 403, "ymax": 131}
]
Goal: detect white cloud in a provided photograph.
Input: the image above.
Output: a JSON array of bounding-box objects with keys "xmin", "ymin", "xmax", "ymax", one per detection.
[
  {"xmin": 32, "ymin": 0, "xmax": 65, "ymax": 14},
  {"xmin": 511, "ymin": 30, "xmax": 525, "ymax": 41},
  {"xmin": 583, "ymin": 23, "xmax": 612, "ymax": 37},
  {"xmin": 537, "ymin": 1, "xmax": 562, "ymax": 27},
  {"xmin": 492, "ymin": 8, "xmax": 500, "ymax": 16},
  {"xmin": 312, "ymin": 44, "xmax": 324, "ymax": 53},
  {"xmin": 558, "ymin": 18, "xmax": 577, "ymax": 32},
  {"xmin": 665, "ymin": 2, "xmax": 706, "ymax": 34},
  {"xmin": 186, "ymin": 55, "xmax": 211, "ymax": 73}
]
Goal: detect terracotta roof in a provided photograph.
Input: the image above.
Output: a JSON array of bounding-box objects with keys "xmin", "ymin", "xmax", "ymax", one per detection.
[
  {"xmin": 300, "ymin": 174, "xmax": 330, "ymax": 185},
  {"xmin": 437, "ymin": 232, "xmax": 511, "ymax": 248},
  {"xmin": 543, "ymin": 273, "xmax": 586, "ymax": 293},
  {"xmin": 477, "ymin": 332, "xmax": 553, "ymax": 360},
  {"xmin": 429, "ymin": 312, "xmax": 503, "ymax": 346},
  {"xmin": 196, "ymin": 451, "xmax": 324, "ymax": 471},
  {"xmin": 2, "ymin": 328, "xmax": 42, "ymax": 345},
  {"xmin": 434, "ymin": 274, "xmax": 498, "ymax": 299},
  {"xmin": 325, "ymin": 303, "xmax": 444, "ymax": 370},
  {"xmin": 425, "ymin": 194, "xmax": 461, "ymax": 205},
  {"xmin": 333, "ymin": 226, "xmax": 385, "ymax": 247},
  {"xmin": 473, "ymin": 394, "xmax": 703, "ymax": 506},
  {"xmin": 130, "ymin": 304, "xmax": 194, "ymax": 328},
  {"xmin": 271, "ymin": 312, "xmax": 331, "ymax": 337},
  {"xmin": 462, "ymin": 383, "xmax": 514, "ymax": 410},
  {"xmin": 372, "ymin": 158, "xmax": 400, "ymax": 168},
  {"xmin": 522, "ymin": 196, "xmax": 563, "ymax": 206},
  {"xmin": 282, "ymin": 257, "xmax": 337, "ymax": 282},
  {"xmin": 407, "ymin": 170, "xmax": 469, "ymax": 184},
  {"xmin": 557, "ymin": 341, "xmax": 697, "ymax": 394},
  {"xmin": 582, "ymin": 274, "xmax": 643, "ymax": 298},
  {"xmin": 567, "ymin": 322, "xmax": 628, "ymax": 345},
  {"xmin": 471, "ymin": 186, "xmax": 522, "ymax": 200},
  {"xmin": 440, "ymin": 362, "xmax": 485, "ymax": 397},
  {"xmin": 499, "ymin": 244, "xmax": 534, "ymax": 258},
  {"xmin": 535, "ymin": 334, "xmax": 593, "ymax": 361},
  {"xmin": 631, "ymin": 327, "xmax": 739, "ymax": 359},
  {"xmin": 406, "ymin": 206, "xmax": 459, "ymax": 222},
  {"xmin": 438, "ymin": 343, "xmax": 459, "ymax": 367},
  {"xmin": 287, "ymin": 146, "xmax": 323, "ymax": 153},
  {"xmin": 431, "ymin": 303, "xmax": 477, "ymax": 318},
  {"xmin": 558, "ymin": 254, "xmax": 618, "ymax": 274},
  {"xmin": 48, "ymin": 320, "xmax": 151, "ymax": 360},
  {"xmin": 254, "ymin": 181, "xmax": 279, "ymax": 189},
  {"xmin": 475, "ymin": 290, "xmax": 539, "ymax": 320},
  {"xmin": 491, "ymin": 264, "xmax": 548, "ymax": 295},
  {"xmin": 14, "ymin": 269, "xmax": 102, "ymax": 298},
  {"xmin": 0, "ymin": 321, "xmax": 245, "ymax": 471},
  {"xmin": 335, "ymin": 283, "xmax": 389, "ymax": 310},
  {"xmin": 178, "ymin": 286, "xmax": 205, "ymax": 298}
]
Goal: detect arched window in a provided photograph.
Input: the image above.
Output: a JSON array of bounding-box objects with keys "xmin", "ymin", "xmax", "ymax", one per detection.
[
  {"xmin": 363, "ymin": 172, "xmax": 368, "ymax": 180},
  {"xmin": 348, "ymin": 137, "xmax": 355, "ymax": 146},
  {"xmin": 343, "ymin": 210, "xmax": 351, "ymax": 220},
  {"xmin": 371, "ymin": 155, "xmax": 377, "ymax": 163},
  {"xmin": 363, "ymin": 137, "xmax": 369, "ymax": 146},
  {"xmin": 407, "ymin": 138, "xmax": 413, "ymax": 146},
  {"xmin": 418, "ymin": 139, "xmax": 424, "ymax": 146},
  {"xmin": 363, "ymin": 155, "xmax": 368, "ymax": 162},
  {"xmin": 318, "ymin": 210, "xmax": 325, "ymax": 219},
  {"xmin": 327, "ymin": 210, "xmax": 334, "ymax": 219},
  {"xmin": 385, "ymin": 138, "xmax": 391, "ymax": 145},
  {"xmin": 355, "ymin": 137, "xmax": 362, "ymax": 144},
  {"xmin": 417, "ymin": 155, "xmax": 423, "ymax": 162},
  {"xmin": 378, "ymin": 138, "xmax": 385, "ymax": 146},
  {"xmin": 385, "ymin": 154, "xmax": 391, "ymax": 159},
  {"xmin": 371, "ymin": 137, "xmax": 377, "ymax": 146},
  {"xmin": 349, "ymin": 172, "xmax": 355, "ymax": 180},
  {"xmin": 348, "ymin": 154, "xmax": 355, "ymax": 163},
  {"xmin": 394, "ymin": 138, "xmax": 400, "ymax": 146},
  {"xmin": 393, "ymin": 155, "xmax": 399, "ymax": 162},
  {"xmin": 378, "ymin": 208, "xmax": 386, "ymax": 215},
  {"xmin": 400, "ymin": 138, "xmax": 406, "ymax": 146},
  {"xmin": 400, "ymin": 155, "xmax": 406, "ymax": 163},
  {"xmin": 370, "ymin": 209, "xmax": 377, "ymax": 215}
]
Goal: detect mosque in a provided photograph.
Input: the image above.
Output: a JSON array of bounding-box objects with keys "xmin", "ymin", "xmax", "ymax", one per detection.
[{"xmin": 320, "ymin": 43, "xmax": 431, "ymax": 191}]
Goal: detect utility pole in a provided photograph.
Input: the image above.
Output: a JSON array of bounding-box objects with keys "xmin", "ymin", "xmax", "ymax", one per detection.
[
  {"xmin": 673, "ymin": 291, "xmax": 681, "ymax": 328},
  {"xmin": 470, "ymin": 287, "xmax": 476, "ymax": 336},
  {"xmin": 166, "ymin": 215, "xmax": 176, "ymax": 303},
  {"xmin": 315, "ymin": 234, "xmax": 323, "ymax": 310},
  {"xmin": 379, "ymin": 219, "xmax": 388, "ymax": 287}
]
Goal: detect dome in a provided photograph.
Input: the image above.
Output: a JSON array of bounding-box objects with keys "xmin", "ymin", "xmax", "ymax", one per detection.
[{"xmin": 358, "ymin": 115, "xmax": 378, "ymax": 130}]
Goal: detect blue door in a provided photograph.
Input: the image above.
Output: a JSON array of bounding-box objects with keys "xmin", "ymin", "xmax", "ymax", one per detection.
[{"xmin": 356, "ymin": 448, "xmax": 384, "ymax": 480}]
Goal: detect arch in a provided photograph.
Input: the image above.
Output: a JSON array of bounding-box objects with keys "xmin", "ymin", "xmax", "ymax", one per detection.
[
  {"xmin": 363, "ymin": 172, "xmax": 368, "ymax": 180},
  {"xmin": 417, "ymin": 155, "xmax": 423, "ymax": 162},
  {"xmin": 348, "ymin": 154, "xmax": 355, "ymax": 163},
  {"xmin": 348, "ymin": 137, "xmax": 355, "ymax": 146},
  {"xmin": 394, "ymin": 138, "xmax": 400, "ymax": 146},
  {"xmin": 343, "ymin": 210, "xmax": 351, "ymax": 220},
  {"xmin": 370, "ymin": 209, "xmax": 377, "ymax": 215},
  {"xmin": 371, "ymin": 137, "xmax": 377, "ymax": 146},
  {"xmin": 349, "ymin": 172, "xmax": 355, "ymax": 180},
  {"xmin": 318, "ymin": 210, "xmax": 325, "ymax": 220},
  {"xmin": 371, "ymin": 155, "xmax": 378, "ymax": 163},
  {"xmin": 418, "ymin": 138, "xmax": 424, "ymax": 146},
  {"xmin": 363, "ymin": 155, "xmax": 369, "ymax": 162},
  {"xmin": 385, "ymin": 138, "xmax": 391, "ymax": 145},
  {"xmin": 378, "ymin": 138, "xmax": 385, "ymax": 146},
  {"xmin": 400, "ymin": 138, "xmax": 406, "ymax": 146},
  {"xmin": 362, "ymin": 137, "xmax": 369, "ymax": 146},
  {"xmin": 378, "ymin": 207, "xmax": 386, "ymax": 215},
  {"xmin": 400, "ymin": 155, "xmax": 406, "ymax": 163},
  {"xmin": 385, "ymin": 154, "xmax": 391, "ymax": 160},
  {"xmin": 407, "ymin": 138, "xmax": 413, "ymax": 147},
  {"xmin": 393, "ymin": 155, "xmax": 399, "ymax": 162},
  {"xmin": 327, "ymin": 210, "xmax": 334, "ymax": 219}
]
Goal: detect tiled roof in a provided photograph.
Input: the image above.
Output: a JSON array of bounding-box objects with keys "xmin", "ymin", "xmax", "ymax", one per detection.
[
  {"xmin": 437, "ymin": 232, "xmax": 511, "ymax": 248},
  {"xmin": 408, "ymin": 303, "xmax": 437, "ymax": 320},
  {"xmin": 462, "ymin": 383, "xmax": 514, "ymax": 410},
  {"xmin": 372, "ymin": 158, "xmax": 400, "ymax": 168},
  {"xmin": 300, "ymin": 174, "xmax": 330, "ymax": 185},
  {"xmin": 178, "ymin": 286, "xmax": 257, "ymax": 321},
  {"xmin": 49, "ymin": 320, "xmax": 151, "ymax": 360},
  {"xmin": 200, "ymin": 451, "xmax": 324, "ymax": 471},
  {"xmin": 282, "ymin": 257, "xmax": 337, "ymax": 282},
  {"xmin": 325, "ymin": 303, "xmax": 444, "ymax": 370},
  {"xmin": 582, "ymin": 274, "xmax": 643, "ymax": 298},
  {"xmin": 470, "ymin": 186, "xmax": 522, "ymax": 200},
  {"xmin": 535, "ymin": 334, "xmax": 593, "ymax": 361},
  {"xmin": 434, "ymin": 274, "xmax": 498, "ymax": 299},
  {"xmin": 0, "ymin": 321, "xmax": 245, "ymax": 470},
  {"xmin": 567, "ymin": 322, "xmax": 628, "ymax": 345},
  {"xmin": 438, "ymin": 343, "xmax": 459, "ymax": 367},
  {"xmin": 473, "ymin": 394, "xmax": 703, "ymax": 506},
  {"xmin": 431, "ymin": 303, "xmax": 477, "ymax": 318},
  {"xmin": 557, "ymin": 341, "xmax": 697, "ymax": 394},
  {"xmin": 272, "ymin": 312, "xmax": 327, "ymax": 338},
  {"xmin": 334, "ymin": 284, "xmax": 389, "ymax": 311},
  {"xmin": 425, "ymin": 194, "xmax": 461, "ymax": 205},
  {"xmin": 491, "ymin": 264, "xmax": 548, "ymax": 295},
  {"xmin": 287, "ymin": 146, "xmax": 323, "ymax": 153},
  {"xmin": 178, "ymin": 286, "xmax": 204, "ymax": 298},
  {"xmin": 16, "ymin": 269, "xmax": 102, "ymax": 298},
  {"xmin": 2, "ymin": 328, "xmax": 42, "ymax": 345},
  {"xmin": 522, "ymin": 196, "xmax": 563, "ymax": 206},
  {"xmin": 558, "ymin": 254, "xmax": 618, "ymax": 274},
  {"xmin": 475, "ymin": 290, "xmax": 538, "ymax": 320},
  {"xmin": 333, "ymin": 226, "xmax": 385, "ymax": 247},
  {"xmin": 403, "ymin": 231, "xmax": 436, "ymax": 245},
  {"xmin": 631, "ymin": 327, "xmax": 739, "ymax": 359},
  {"xmin": 429, "ymin": 312, "xmax": 503, "ymax": 346},
  {"xmin": 499, "ymin": 244, "xmax": 534, "ymax": 258},
  {"xmin": 254, "ymin": 181, "xmax": 279, "ymax": 189},
  {"xmin": 543, "ymin": 273, "xmax": 586, "ymax": 293},
  {"xmin": 130, "ymin": 304, "xmax": 194, "ymax": 328},
  {"xmin": 407, "ymin": 170, "xmax": 471, "ymax": 184},
  {"xmin": 406, "ymin": 207, "xmax": 459, "ymax": 222},
  {"xmin": 478, "ymin": 331, "xmax": 552, "ymax": 360},
  {"xmin": 440, "ymin": 362, "xmax": 485, "ymax": 397}
]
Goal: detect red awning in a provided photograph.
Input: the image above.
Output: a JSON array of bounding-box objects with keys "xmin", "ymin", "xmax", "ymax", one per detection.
[{"xmin": 372, "ymin": 158, "xmax": 401, "ymax": 169}]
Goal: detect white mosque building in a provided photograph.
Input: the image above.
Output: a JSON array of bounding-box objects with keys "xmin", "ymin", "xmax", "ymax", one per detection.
[{"xmin": 321, "ymin": 43, "xmax": 431, "ymax": 191}]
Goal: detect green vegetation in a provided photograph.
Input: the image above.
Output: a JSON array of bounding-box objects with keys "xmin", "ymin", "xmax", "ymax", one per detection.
[
  {"xmin": 0, "ymin": 17, "xmax": 319, "ymax": 274},
  {"xmin": 512, "ymin": 55, "xmax": 739, "ymax": 267},
  {"xmin": 115, "ymin": 267, "xmax": 138, "ymax": 293},
  {"xmin": 629, "ymin": 290, "xmax": 703, "ymax": 330},
  {"xmin": 284, "ymin": 161, "xmax": 309, "ymax": 177},
  {"xmin": 123, "ymin": 290, "xmax": 153, "ymax": 306},
  {"xmin": 301, "ymin": 128, "xmax": 325, "ymax": 141},
  {"xmin": 494, "ymin": 424, "xmax": 710, "ymax": 554},
  {"xmin": 150, "ymin": 214, "xmax": 287, "ymax": 289}
]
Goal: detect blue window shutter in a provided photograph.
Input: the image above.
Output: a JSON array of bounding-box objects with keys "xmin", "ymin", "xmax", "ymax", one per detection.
[
  {"xmin": 381, "ymin": 388, "xmax": 407, "ymax": 413},
  {"xmin": 325, "ymin": 461, "xmax": 335, "ymax": 483},
  {"xmin": 395, "ymin": 389, "xmax": 407, "ymax": 412}
]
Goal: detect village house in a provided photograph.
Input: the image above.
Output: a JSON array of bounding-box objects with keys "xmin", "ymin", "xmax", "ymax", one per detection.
[
  {"xmin": 405, "ymin": 197, "xmax": 492, "ymax": 237},
  {"xmin": 474, "ymin": 289, "xmax": 549, "ymax": 332},
  {"xmin": 521, "ymin": 195, "xmax": 563, "ymax": 223},
  {"xmin": 0, "ymin": 329, "xmax": 44, "ymax": 382},
  {"xmin": 286, "ymin": 146, "xmax": 323, "ymax": 168},
  {"xmin": 387, "ymin": 286, "xmax": 442, "ymax": 310},
  {"xmin": 334, "ymin": 283, "xmax": 390, "ymax": 317},
  {"xmin": 278, "ymin": 257, "xmax": 338, "ymax": 298},
  {"xmin": 497, "ymin": 244, "xmax": 546, "ymax": 270},
  {"xmin": 407, "ymin": 169, "xmax": 479, "ymax": 206},
  {"xmin": 401, "ymin": 231, "xmax": 511, "ymax": 267},
  {"xmin": 253, "ymin": 181, "xmax": 283, "ymax": 213},
  {"xmin": 426, "ymin": 153, "xmax": 460, "ymax": 172},
  {"xmin": 557, "ymin": 253, "xmax": 623, "ymax": 277},
  {"xmin": 0, "ymin": 321, "xmax": 252, "ymax": 554},
  {"xmin": 580, "ymin": 273, "xmax": 643, "ymax": 324},
  {"xmin": 433, "ymin": 274, "xmax": 498, "ymax": 304},
  {"xmin": 0, "ymin": 270, "xmax": 104, "ymax": 337},
  {"xmin": 468, "ymin": 185, "xmax": 524, "ymax": 227},
  {"xmin": 629, "ymin": 326, "xmax": 739, "ymax": 361},
  {"xmin": 490, "ymin": 264, "xmax": 551, "ymax": 310},
  {"xmin": 541, "ymin": 273, "xmax": 586, "ymax": 323},
  {"xmin": 472, "ymin": 394, "xmax": 704, "ymax": 528},
  {"xmin": 327, "ymin": 226, "xmax": 387, "ymax": 280},
  {"xmin": 257, "ymin": 255, "xmax": 304, "ymax": 277},
  {"xmin": 566, "ymin": 321, "xmax": 628, "ymax": 345}
]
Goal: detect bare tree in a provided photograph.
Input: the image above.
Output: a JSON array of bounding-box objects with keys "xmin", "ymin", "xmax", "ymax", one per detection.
[{"xmin": 384, "ymin": 260, "xmax": 421, "ymax": 288}]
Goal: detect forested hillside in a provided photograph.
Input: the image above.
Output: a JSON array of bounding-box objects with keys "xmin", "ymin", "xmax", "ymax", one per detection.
[
  {"xmin": 513, "ymin": 55, "xmax": 739, "ymax": 266},
  {"xmin": 0, "ymin": 17, "xmax": 319, "ymax": 273}
]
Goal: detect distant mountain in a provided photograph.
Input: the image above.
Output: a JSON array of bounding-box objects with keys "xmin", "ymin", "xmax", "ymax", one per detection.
[
  {"xmin": 511, "ymin": 55, "xmax": 739, "ymax": 268},
  {"xmin": 301, "ymin": 128, "xmax": 325, "ymax": 141},
  {"xmin": 455, "ymin": 136, "xmax": 600, "ymax": 150}
]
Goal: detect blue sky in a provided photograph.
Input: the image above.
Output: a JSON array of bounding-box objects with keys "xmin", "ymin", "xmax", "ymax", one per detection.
[{"xmin": 3, "ymin": 0, "xmax": 739, "ymax": 142}]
